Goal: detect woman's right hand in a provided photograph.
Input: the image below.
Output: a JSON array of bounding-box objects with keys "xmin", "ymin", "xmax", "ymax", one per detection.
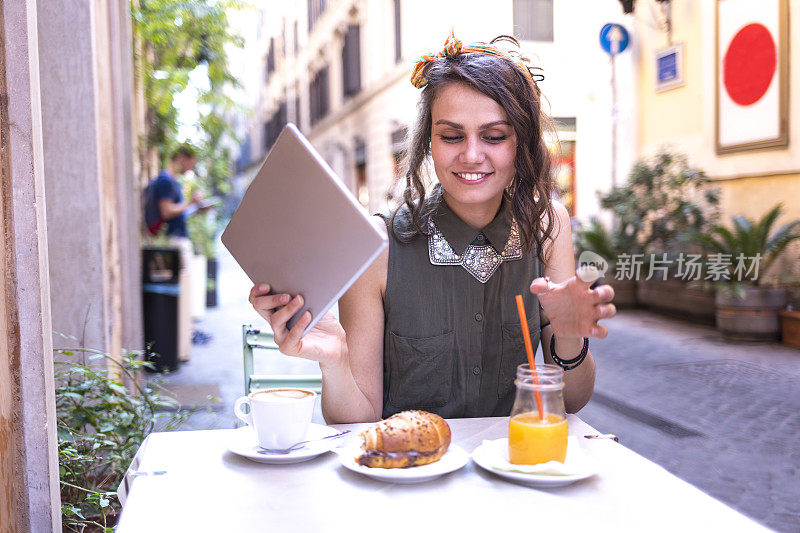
[{"xmin": 248, "ymin": 284, "xmax": 347, "ymax": 368}]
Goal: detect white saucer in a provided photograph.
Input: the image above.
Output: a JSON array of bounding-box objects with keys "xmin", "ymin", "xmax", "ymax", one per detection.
[
  {"xmin": 336, "ymin": 444, "xmax": 469, "ymax": 484},
  {"xmin": 472, "ymin": 437, "xmax": 599, "ymax": 488},
  {"xmin": 227, "ymin": 423, "xmax": 344, "ymax": 464}
]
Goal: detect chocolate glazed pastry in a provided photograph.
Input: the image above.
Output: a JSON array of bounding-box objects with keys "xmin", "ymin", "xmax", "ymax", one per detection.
[{"xmin": 356, "ymin": 410, "xmax": 451, "ymax": 468}]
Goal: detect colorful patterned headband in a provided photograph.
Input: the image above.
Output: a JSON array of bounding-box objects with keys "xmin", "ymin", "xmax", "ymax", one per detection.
[{"xmin": 410, "ymin": 31, "xmax": 540, "ymax": 89}]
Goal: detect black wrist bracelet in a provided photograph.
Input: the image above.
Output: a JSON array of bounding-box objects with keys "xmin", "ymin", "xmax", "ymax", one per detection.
[{"xmin": 550, "ymin": 334, "xmax": 588, "ymax": 370}]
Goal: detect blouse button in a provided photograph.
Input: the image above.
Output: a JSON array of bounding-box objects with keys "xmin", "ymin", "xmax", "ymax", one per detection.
[
  {"xmin": 475, "ymin": 313, "xmax": 483, "ymax": 322},
  {"xmin": 472, "ymin": 366, "xmax": 482, "ymax": 375}
]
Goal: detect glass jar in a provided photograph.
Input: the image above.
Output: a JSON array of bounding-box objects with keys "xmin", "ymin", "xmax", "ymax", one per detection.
[{"xmin": 508, "ymin": 364, "xmax": 568, "ymax": 465}]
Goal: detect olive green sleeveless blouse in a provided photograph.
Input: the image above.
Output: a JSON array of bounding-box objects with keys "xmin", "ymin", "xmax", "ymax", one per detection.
[{"xmin": 377, "ymin": 188, "xmax": 542, "ymax": 419}]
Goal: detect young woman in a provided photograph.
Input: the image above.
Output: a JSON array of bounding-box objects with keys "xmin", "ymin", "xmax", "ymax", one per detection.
[{"xmin": 249, "ymin": 34, "xmax": 616, "ymax": 424}]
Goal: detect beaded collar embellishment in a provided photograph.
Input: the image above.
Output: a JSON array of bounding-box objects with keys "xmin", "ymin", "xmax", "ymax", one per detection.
[{"xmin": 428, "ymin": 218, "xmax": 523, "ymax": 283}]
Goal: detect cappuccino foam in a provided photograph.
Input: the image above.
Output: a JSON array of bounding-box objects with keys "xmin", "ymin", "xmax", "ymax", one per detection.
[{"xmin": 254, "ymin": 389, "xmax": 313, "ymax": 402}]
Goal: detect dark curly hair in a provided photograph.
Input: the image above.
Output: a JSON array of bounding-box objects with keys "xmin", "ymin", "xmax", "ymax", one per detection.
[{"xmin": 391, "ymin": 35, "xmax": 557, "ymax": 263}]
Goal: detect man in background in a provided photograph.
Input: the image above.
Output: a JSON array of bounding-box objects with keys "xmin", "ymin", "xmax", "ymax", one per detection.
[
  {"xmin": 152, "ymin": 144, "xmax": 204, "ymax": 362},
  {"xmin": 154, "ymin": 144, "xmax": 203, "ymax": 237}
]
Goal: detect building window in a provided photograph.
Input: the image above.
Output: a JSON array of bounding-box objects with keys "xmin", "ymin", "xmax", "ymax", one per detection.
[
  {"xmin": 309, "ymin": 66, "xmax": 330, "ymax": 126},
  {"xmin": 294, "ymin": 90, "xmax": 301, "ymax": 130},
  {"xmin": 354, "ymin": 137, "xmax": 368, "ymax": 207},
  {"xmin": 264, "ymin": 102, "xmax": 288, "ymax": 152},
  {"xmin": 281, "ymin": 19, "xmax": 287, "ymax": 57},
  {"xmin": 342, "ymin": 25, "xmax": 362, "ymax": 99},
  {"xmin": 394, "ymin": 0, "xmax": 402, "ymax": 62},
  {"xmin": 237, "ymin": 134, "xmax": 252, "ymax": 172},
  {"xmin": 294, "ymin": 21, "xmax": 299, "ymax": 56},
  {"xmin": 308, "ymin": 0, "xmax": 327, "ymax": 32},
  {"xmin": 266, "ymin": 38, "xmax": 275, "ymax": 80},
  {"xmin": 387, "ymin": 125, "xmax": 408, "ymax": 202},
  {"xmin": 513, "ymin": 0, "xmax": 554, "ymax": 42}
]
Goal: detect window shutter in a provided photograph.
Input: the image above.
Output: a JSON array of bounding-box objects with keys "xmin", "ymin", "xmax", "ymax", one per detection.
[
  {"xmin": 342, "ymin": 25, "xmax": 361, "ymax": 98},
  {"xmin": 513, "ymin": 0, "xmax": 554, "ymax": 42}
]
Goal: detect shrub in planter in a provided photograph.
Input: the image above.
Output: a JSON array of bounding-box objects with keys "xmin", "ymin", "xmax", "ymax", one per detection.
[
  {"xmin": 594, "ymin": 151, "xmax": 720, "ymax": 315},
  {"xmin": 56, "ymin": 348, "xmax": 185, "ymax": 531},
  {"xmin": 187, "ymin": 207, "xmax": 221, "ymax": 310},
  {"xmin": 599, "ymin": 150, "xmax": 720, "ymax": 257},
  {"xmin": 689, "ymin": 204, "xmax": 800, "ymax": 341},
  {"xmin": 635, "ymin": 277, "xmax": 717, "ymax": 325}
]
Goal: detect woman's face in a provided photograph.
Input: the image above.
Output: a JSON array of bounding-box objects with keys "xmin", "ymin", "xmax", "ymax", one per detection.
[{"xmin": 430, "ymin": 82, "xmax": 517, "ymax": 220}]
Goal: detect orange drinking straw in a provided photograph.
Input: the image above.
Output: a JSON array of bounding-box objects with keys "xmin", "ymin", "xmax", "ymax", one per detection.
[{"xmin": 515, "ymin": 294, "xmax": 545, "ymax": 421}]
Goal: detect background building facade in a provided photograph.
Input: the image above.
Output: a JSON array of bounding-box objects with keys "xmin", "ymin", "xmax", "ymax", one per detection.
[
  {"xmin": 236, "ymin": 0, "xmax": 637, "ymax": 221},
  {"xmin": 635, "ymin": 1, "xmax": 799, "ymax": 216},
  {"xmin": 633, "ymin": 0, "xmax": 799, "ymax": 278}
]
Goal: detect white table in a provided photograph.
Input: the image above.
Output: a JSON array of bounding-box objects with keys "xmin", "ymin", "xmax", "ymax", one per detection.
[{"xmin": 116, "ymin": 415, "xmax": 768, "ymax": 532}]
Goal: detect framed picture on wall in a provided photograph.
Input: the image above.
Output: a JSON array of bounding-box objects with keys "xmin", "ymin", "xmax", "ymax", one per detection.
[{"xmin": 715, "ymin": 0, "xmax": 788, "ymax": 154}]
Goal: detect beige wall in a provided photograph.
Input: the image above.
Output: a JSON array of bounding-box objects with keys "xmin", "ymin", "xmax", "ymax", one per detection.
[
  {"xmin": 37, "ymin": 0, "xmax": 141, "ymax": 359},
  {"xmin": 635, "ymin": 0, "xmax": 800, "ymax": 226},
  {"xmin": 38, "ymin": 1, "xmax": 110, "ymax": 353}
]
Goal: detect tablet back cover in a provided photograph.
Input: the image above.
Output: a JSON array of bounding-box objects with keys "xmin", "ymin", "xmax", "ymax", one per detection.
[{"xmin": 221, "ymin": 123, "xmax": 387, "ymax": 334}]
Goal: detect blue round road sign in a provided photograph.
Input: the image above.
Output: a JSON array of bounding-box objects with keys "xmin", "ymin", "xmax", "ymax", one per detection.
[{"xmin": 600, "ymin": 23, "xmax": 630, "ymax": 56}]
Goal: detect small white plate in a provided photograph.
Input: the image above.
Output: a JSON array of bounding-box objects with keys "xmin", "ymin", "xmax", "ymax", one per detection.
[
  {"xmin": 227, "ymin": 423, "xmax": 344, "ymax": 464},
  {"xmin": 337, "ymin": 444, "xmax": 470, "ymax": 484},
  {"xmin": 472, "ymin": 438, "xmax": 599, "ymax": 488}
]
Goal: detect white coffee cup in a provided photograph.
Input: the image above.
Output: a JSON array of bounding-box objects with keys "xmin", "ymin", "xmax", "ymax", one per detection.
[{"xmin": 233, "ymin": 388, "xmax": 317, "ymax": 450}]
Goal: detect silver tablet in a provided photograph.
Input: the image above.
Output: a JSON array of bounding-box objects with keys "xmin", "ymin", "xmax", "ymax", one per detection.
[{"xmin": 221, "ymin": 123, "xmax": 388, "ymax": 335}]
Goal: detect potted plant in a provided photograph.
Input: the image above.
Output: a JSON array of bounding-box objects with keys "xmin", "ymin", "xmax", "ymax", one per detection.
[
  {"xmin": 575, "ymin": 218, "xmax": 638, "ymax": 307},
  {"xmin": 189, "ymin": 137, "xmax": 234, "ymax": 309},
  {"xmin": 188, "ymin": 212, "xmax": 219, "ymax": 309},
  {"xmin": 599, "ymin": 151, "xmax": 720, "ymax": 322},
  {"xmin": 56, "ymin": 347, "xmax": 185, "ymax": 530},
  {"xmin": 689, "ymin": 204, "xmax": 800, "ymax": 341}
]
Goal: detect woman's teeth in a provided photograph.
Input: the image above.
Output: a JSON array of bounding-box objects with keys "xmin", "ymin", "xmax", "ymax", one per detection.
[{"xmin": 458, "ymin": 172, "xmax": 489, "ymax": 181}]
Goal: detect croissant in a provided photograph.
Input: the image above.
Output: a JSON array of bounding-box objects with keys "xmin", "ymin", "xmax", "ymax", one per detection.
[{"xmin": 356, "ymin": 410, "xmax": 451, "ymax": 468}]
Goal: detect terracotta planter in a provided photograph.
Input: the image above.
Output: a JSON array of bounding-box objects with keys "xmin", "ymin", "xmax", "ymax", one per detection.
[
  {"xmin": 636, "ymin": 279, "xmax": 716, "ymax": 325},
  {"xmin": 715, "ymin": 287, "xmax": 788, "ymax": 342},
  {"xmin": 778, "ymin": 310, "xmax": 800, "ymax": 348},
  {"xmin": 607, "ymin": 278, "xmax": 637, "ymax": 308}
]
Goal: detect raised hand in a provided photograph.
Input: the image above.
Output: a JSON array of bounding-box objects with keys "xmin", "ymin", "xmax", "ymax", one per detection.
[{"xmin": 529, "ymin": 274, "xmax": 616, "ymax": 339}]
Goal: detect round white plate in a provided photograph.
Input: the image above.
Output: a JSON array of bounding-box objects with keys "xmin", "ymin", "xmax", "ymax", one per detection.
[
  {"xmin": 337, "ymin": 444, "xmax": 470, "ymax": 484},
  {"xmin": 472, "ymin": 438, "xmax": 598, "ymax": 488},
  {"xmin": 227, "ymin": 423, "xmax": 344, "ymax": 464}
]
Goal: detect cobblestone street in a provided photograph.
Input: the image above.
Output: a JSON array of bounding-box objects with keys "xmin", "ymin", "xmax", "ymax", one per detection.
[
  {"xmin": 158, "ymin": 247, "xmax": 800, "ymax": 532},
  {"xmin": 579, "ymin": 312, "xmax": 800, "ymax": 532}
]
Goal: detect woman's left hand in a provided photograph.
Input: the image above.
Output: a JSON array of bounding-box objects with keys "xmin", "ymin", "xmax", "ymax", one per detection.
[{"xmin": 530, "ymin": 274, "xmax": 616, "ymax": 338}]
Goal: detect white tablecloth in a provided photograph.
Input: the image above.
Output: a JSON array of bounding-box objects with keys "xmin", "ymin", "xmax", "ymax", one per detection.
[{"xmin": 116, "ymin": 415, "xmax": 768, "ymax": 532}]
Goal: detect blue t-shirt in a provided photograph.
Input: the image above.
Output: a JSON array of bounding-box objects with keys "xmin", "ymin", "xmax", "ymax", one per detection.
[{"xmin": 153, "ymin": 169, "xmax": 188, "ymax": 237}]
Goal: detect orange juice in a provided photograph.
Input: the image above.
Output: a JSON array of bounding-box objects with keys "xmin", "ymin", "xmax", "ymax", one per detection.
[{"xmin": 508, "ymin": 412, "xmax": 568, "ymax": 464}]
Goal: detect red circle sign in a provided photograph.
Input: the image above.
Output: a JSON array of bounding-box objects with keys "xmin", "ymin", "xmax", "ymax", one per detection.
[{"xmin": 723, "ymin": 23, "xmax": 777, "ymax": 106}]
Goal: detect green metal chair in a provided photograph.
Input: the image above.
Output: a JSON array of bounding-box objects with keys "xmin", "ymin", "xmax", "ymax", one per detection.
[{"xmin": 242, "ymin": 325, "xmax": 322, "ymax": 395}]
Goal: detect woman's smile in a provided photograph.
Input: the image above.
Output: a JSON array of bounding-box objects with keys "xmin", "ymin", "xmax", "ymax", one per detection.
[{"xmin": 453, "ymin": 171, "xmax": 494, "ymax": 184}]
